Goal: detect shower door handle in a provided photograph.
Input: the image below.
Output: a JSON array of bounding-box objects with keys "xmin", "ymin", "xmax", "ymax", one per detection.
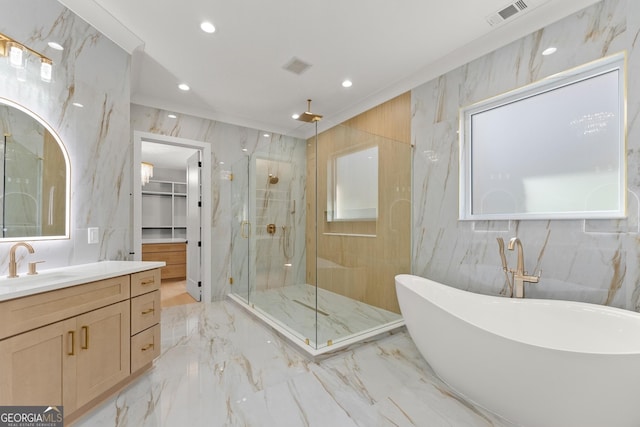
[{"xmin": 241, "ymin": 220, "xmax": 251, "ymax": 239}]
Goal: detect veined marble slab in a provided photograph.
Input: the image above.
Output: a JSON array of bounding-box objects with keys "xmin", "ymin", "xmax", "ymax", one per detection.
[
  {"xmin": 0, "ymin": 1, "xmax": 133, "ymax": 271},
  {"xmin": 235, "ymin": 284, "xmax": 403, "ymax": 349},
  {"xmin": 73, "ymin": 300, "xmax": 516, "ymax": 427},
  {"xmin": 411, "ymin": 0, "xmax": 640, "ymax": 311}
]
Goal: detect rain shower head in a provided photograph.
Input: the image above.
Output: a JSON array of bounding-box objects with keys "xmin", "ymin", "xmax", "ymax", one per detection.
[{"xmin": 297, "ymin": 99, "xmax": 323, "ymax": 122}]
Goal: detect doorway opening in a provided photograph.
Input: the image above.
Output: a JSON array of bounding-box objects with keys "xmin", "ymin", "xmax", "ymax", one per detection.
[{"xmin": 132, "ymin": 131, "xmax": 212, "ymax": 305}]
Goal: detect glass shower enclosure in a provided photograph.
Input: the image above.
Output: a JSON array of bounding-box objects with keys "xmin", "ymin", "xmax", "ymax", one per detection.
[{"xmin": 230, "ymin": 124, "xmax": 410, "ymax": 354}]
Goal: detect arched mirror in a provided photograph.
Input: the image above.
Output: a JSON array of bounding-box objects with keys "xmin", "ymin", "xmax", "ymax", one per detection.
[{"xmin": 0, "ymin": 98, "xmax": 70, "ymax": 240}]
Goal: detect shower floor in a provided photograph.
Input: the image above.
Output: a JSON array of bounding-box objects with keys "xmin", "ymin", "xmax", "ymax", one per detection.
[{"xmin": 234, "ymin": 284, "xmax": 403, "ymax": 352}]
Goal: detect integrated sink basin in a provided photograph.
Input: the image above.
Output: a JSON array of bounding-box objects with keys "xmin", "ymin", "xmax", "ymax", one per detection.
[
  {"xmin": 2, "ymin": 271, "xmax": 78, "ymax": 283},
  {"xmin": 0, "ymin": 260, "xmax": 166, "ymax": 302}
]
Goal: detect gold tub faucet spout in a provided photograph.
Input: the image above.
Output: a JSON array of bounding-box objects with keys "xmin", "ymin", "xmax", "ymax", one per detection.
[
  {"xmin": 507, "ymin": 237, "xmax": 540, "ymax": 298},
  {"xmin": 508, "ymin": 237, "xmax": 525, "ymax": 275},
  {"xmin": 8, "ymin": 242, "xmax": 35, "ymax": 278}
]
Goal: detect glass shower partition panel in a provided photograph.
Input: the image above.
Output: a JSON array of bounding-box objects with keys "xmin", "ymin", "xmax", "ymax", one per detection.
[
  {"xmin": 314, "ymin": 125, "xmax": 408, "ymax": 349},
  {"xmin": 230, "ymin": 156, "xmax": 250, "ymax": 303},
  {"xmin": 246, "ymin": 138, "xmax": 313, "ymax": 348},
  {"xmin": 229, "ymin": 127, "xmax": 406, "ymax": 354}
]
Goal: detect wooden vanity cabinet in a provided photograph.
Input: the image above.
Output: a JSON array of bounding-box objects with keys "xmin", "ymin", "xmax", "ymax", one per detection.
[
  {"xmin": 0, "ymin": 268, "xmax": 161, "ymax": 421},
  {"xmin": 74, "ymin": 300, "xmax": 130, "ymax": 409},
  {"xmin": 0, "ymin": 301, "xmax": 130, "ymax": 413},
  {"xmin": 130, "ymin": 269, "xmax": 161, "ymax": 372},
  {"xmin": 0, "ymin": 317, "xmax": 76, "ymax": 409}
]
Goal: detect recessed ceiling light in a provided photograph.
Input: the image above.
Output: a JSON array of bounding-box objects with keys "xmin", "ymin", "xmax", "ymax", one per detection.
[
  {"xmin": 168, "ymin": 114, "xmax": 177, "ymax": 119},
  {"xmin": 263, "ymin": 133, "xmax": 270, "ymax": 138},
  {"xmin": 342, "ymin": 80, "xmax": 353, "ymax": 88},
  {"xmin": 200, "ymin": 21, "xmax": 216, "ymax": 34},
  {"xmin": 219, "ymin": 161, "xmax": 225, "ymax": 165},
  {"xmin": 242, "ymin": 148, "xmax": 248, "ymax": 152},
  {"xmin": 291, "ymin": 114, "xmax": 300, "ymax": 120},
  {"xmin": 178, "ymin": 83, "xmax": 190, "ymax": 91},
  {"xmin": 48, "ymin": 41, "xmax": 64, "ymax": 51},
  {"xmin": 72, "ymin": 102, "xmax": 83, "ymax": 108},
  {"xmin": 542, "ymin": 47, "xmax": 557, "ymax": 56}
]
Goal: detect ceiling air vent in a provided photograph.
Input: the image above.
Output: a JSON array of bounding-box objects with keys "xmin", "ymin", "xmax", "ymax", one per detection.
[
  {"xmin": 282, "ymin": 57, "xmax": 312, "ymax": 75},
  {"xmin": 486, "ymin": 0, "xmax": 533, "ymax": 26}
]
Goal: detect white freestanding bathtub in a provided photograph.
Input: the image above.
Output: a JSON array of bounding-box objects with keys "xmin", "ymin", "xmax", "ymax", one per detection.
[{"xmin": 395, "ymin": 274, "xmax": 640, "ymax": 427}]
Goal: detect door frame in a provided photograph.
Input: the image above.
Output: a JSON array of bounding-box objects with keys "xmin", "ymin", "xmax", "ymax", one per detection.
[
  {"xmin": 132, "ymin": 131, "xmax": 212, "ymax": 303},
  {"xmin": 185, "ymin": 151, "xmax": 202, "ymax": 302}
]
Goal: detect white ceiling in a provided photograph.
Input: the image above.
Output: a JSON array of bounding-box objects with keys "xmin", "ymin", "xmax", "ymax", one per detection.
[{"xmin": 59, "ymin": 0, "xmax": 599, "ymax": 139}]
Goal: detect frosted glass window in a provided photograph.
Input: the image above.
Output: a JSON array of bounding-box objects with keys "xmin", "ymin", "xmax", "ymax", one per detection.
[
  {"xmin": 459, "ymin": 53, "xmax": 626, "ymax": 220},
  {"xmin": 327, "ymin": 146, "xmax": 378, "ymax": 221}
]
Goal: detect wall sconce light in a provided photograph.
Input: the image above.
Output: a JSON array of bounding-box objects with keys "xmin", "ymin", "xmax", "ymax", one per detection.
[
  {"xmin": 141, "ymin": 162, "xmax": 154, "ymax": 186},
  {"xmin": 7, "ymin": 42, "xmax": 25, "ymax": 68},
  {"xmin": 40, "ymin": 58, "xmax": 52, "ymax": 82},
  {"xmin": 0, "ymin": 32, "xmax": 54, "ymax": 82}
]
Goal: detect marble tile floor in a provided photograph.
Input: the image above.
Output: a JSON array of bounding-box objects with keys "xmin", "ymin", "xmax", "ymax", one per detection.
[
  {"xmin": 73, "ymin": 300, "xmax": 516, "ymax": 427},
  {"xmin": 235, "ymin": 284, "xmax": 404, "ymax": 349}
]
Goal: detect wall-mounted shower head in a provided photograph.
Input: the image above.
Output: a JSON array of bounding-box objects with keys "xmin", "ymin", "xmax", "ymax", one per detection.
[
  {"xmin": 297, "ymin": 99, "xmax": 323, "ymax": 122},
  {"xmin": 268, "ymin": 174, "xmax": 279, "ymax": 184}
]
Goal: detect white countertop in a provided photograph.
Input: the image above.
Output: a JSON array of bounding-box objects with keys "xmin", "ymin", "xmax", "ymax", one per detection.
[{"xmin": 0, "ymin": 260, "xmax": 166, "ymax": 302}]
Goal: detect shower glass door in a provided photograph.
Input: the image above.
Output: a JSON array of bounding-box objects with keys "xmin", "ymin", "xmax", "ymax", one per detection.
[
  {"xmin": 230, "ymin": 156, "xmax": 250, "ymax": 302},
  {"xmin": 247, "ymin": 145, "xmax": 313, "ymax": 346}
]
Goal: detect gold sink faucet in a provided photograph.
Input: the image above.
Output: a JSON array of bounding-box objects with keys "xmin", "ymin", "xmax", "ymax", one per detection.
[
  {"xmin": 507, "ymin": 237, "xmax": 540, "ymax": 298},
  {"xmin": 8, "ymin": 242, "xmax": 35, "ymax": 278}
]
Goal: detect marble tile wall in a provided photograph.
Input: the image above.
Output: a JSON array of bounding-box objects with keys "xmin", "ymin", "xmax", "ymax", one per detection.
[
  {"xmin": 253, "ymin": 157, "xmax": 302, "ymax": 290},
  {"xmin": 412, "ymin": 0, "xmax": 640, "ymax": 309},
  {"xmin": 0, "ymin": 0, "xmax": 131, "ymax": 272},
  {"xmin": 131, "ymin": 104, "xmax": 306, "ymax": 301}
]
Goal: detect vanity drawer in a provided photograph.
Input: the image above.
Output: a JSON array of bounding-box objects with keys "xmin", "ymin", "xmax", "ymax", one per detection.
[
  {"xmin": 130, "ymin": 269, "xmax": 161, "ymax": 297},
  {"xmin": 131, "ymin": 290, "xmax": 160, "ymax": 335},
  {"xmin": 0, "ymin": 275, "xmax": 130, "ymax": 340},
  {"xmin": 131, "ymin": 324, "xmax": 160, "ymax": 373}
]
